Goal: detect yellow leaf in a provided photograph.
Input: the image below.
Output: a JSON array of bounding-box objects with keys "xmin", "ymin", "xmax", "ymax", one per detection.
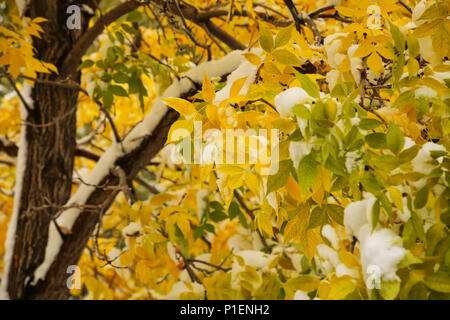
[
  {"xmin": 202, "ymin": 73, "xmax": 215, "ymax": 103},
  {"xmin": 256, "ymin": 211, "xmax": 274, "ymax": 237},
  {"xmin": 150, "ymin": 193, "xmax": 176, "ymax": 206},
  {"xmin": 388, "ymin": 187, "xmax": 403, "ymax": 213},
  {"xmin": 338, "ymin": 250, "xmax": 360, "ymax": 269},
  {"xmin": 167, "ymin": 118, "xmax": 193, "ymax": 143},
  {"xmin": 367, "ymin": 52, "xmax": 384, "ymax": 74},
  {"xmin": 327, "ymin": 278, "xmax": 356, "ymax": 299},
  {"xmin": 335, "ymin": 6, "xmax": 354, "ymax": 17},
  {"xmin": 242, "ymin": 52, "xmax": 261, "ymax": 66},
  {"xmin": 285, "ymin": 175, "xmax": 302, "ymax": 201},
  {"xmin": 376, "ymin": 46, "xmax": 394, "ymax": 60},
  {"xmin": 271, "ymin": 48, "xmax": 302, "ymax": 66},
  {"xmin": 244, "ymin": 170, "xmax": 260, "ymax": 197},
  {"xmin": 230, "ymin": 77, "xmax": 248, "ymax": 97},
  {"xmin": 136, "ymin": 260, "xmax": 151, "ymax": 284},
  {"xmin": 353, "ymin": 39, "xmax": 375, "ymax": 58},
  {"xmin": 215, "ymin": 165, "xmax": 245, "ymax": 175},
  {"xmin": 162, "ymin": 97, "xmax": 196, "ymax": 116}
]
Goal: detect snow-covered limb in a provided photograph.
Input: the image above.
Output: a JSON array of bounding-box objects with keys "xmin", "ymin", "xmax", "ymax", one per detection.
[
  {"xmin": 32, "ymin": 50, "xmax": 248, "ymax": 284},
  {"xmin": 0, "ymin": 84, "xmax": 33, "ymax": 299}
]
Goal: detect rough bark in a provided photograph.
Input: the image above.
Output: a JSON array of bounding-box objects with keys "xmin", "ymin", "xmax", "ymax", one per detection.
[
  {"xmin": 4, "ymin": 0, "xmax": 243, "ymax": 300},
  {"xmin": 5, "ymin": 0, "xmax": 93, "ymax": 299}
]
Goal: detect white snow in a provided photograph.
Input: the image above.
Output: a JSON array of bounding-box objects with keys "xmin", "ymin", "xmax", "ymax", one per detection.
[
  {"xmin": 343, "ymin": 196, "xmax": 376, "ymax": 237},
  {"xmin": 324, "ymin": 33, "xmax": 347, "ymax": 69},
  {"xmin": 348, "ymin": 44, "xmax": 362, "ymax": 83},
  {"xmin": 336, "ymin": 263, "xmax": 359, "ymax": 278},
  {"xmin": 293, "ymin": 290, "xmax": 310, "ymax": 300},
  {"xmin": 122, "ymin": 222, "xmax": 141, "ymax": 237},
  {"xmin": 345, "ymin": 150, "xmax": 363, "ymax": 173},
  {"xmin": 415, "ymin": 86, "xmax": 438, "ymax": 99},
  {"xmin": 213, "ymin": 58, "xmax": 259, "ymax": 104},
  {"xmin": 32, "ymin": 50, "xmax": 248, "ymax": 283},
  {"xmin": 289, "ymin": 141, "xmax": 311, "ymax": 168},
  {"xmin": 160, "ymin": 280, "xmax": 205, "ymax": 300},
  {"xmin": 16, "ymin": 0, "xmax": 29, "ymax": 16},
  {"xmin": 358, "ymin": 225, "xmax": 405, "ymax": 282},
  {"xmin": 411, "ymin": 142, "xmax": 446, "ymax": 175},
  {"xmin": 0, "ymin": 83, "xmax": 33, "ymax": 299},
  {"xmin": 274, "ymin": 87, "xmax": 313, "ymax": 118},
  {"xmin": 321, "ymin": 224, "xmax": 339, "ymax": 249},
  {"xmin": 234, "ymin": 250, "xmax": 276, "ymax": 269},
  {"xmin": 412, "ymin": 1, "xmax": 439, "ymax": 66}
]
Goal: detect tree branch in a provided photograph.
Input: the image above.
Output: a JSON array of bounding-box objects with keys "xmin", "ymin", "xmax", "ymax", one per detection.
[{"xmin": 62, "ymin": 0, "xmax": 147, "ymax": 77}]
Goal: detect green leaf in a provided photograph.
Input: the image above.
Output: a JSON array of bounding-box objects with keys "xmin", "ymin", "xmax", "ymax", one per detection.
[
  {"xmin": 102, "ymin": 90, "xmax": 113, "ymax": 108},
  {"xmin": 414, "ymin": 186, "xmax": 428, "ymax": 210},
  {"xmin": 272, "ymin": 49, "xmax": 302, "ymax": 66},
  {"xmin": 379, "ymin": 280, "xmax": 401, "ymax": 300},
  {"xmin": 411, "ymin": 210, "xmax": 426, "ymax": 242},
  {"xmin": 386, "ymin": 123, "xmax": 405, "ymax": 155},
  {"xmin": 388, "ymin": 20, "xmax": 405, "ymax": 53},
  {"xmin": 267, "ymin": 160, "xmax": 294, "ymax": 193},
  {"xmin": 392, "ymin": 90, "xmax": 414, "ymax": 108},
  {"xmin": 228, "ymin": 201, "xmax": 242, "ymax": 220},
  {"xmin": 365, "ymin": 133, "xmax": 387, "ymax": 149},
  {"xmin": 326, "ymin": 204, "xmax": 344, "ymax": 226},
  {"xmin": 297, "ymin": 153, "xmax": 318, "ymax": 192},
  {"xmin": 359, "ymin": 118, "xmax": 382, "ymax": 130},
  {"xmin": 113, "ymin": 72, "xmax": 129, "ymax": 83},
  {"xmin": 258, "ymin": 21, "xmax": 274, "ymax": 52},
  {"xmin": 275, "ymin": 24, "xmax": 294, "ymax": 48},
  {"xmin": 399, "ymin": 145, "xmax": 419, "ymax": 163},
  {"xmin": 371, "ymin": 200, "xmax": 380, "ymax": 232},
  {"xmin": 407, "ymin": 33, "xmax": 420, "ymax": 58},
  {"xmin": 127, "ymin": 10, "xmax": 143, "ymax": 22},
  {"xmin": 379, "ymin": 193, "xmax": 393, "ymax": 224},
  {"xmin": 77, "ymin": 59, "xmax": 94, "ymax": 71},
  {"xmin": 122, "ymin": 23, "xmax": 139, "ymax": 36},
  {"xmin": 308, "ymin": 206, "xmax": 330, "ymax": 229},
  {"xmin": 109, "ymin": 85, "xmax": 128, "ymax": 97},
  {"xmin": 292, "ymin": 104, "xmax": 311, "ymax": 118},
  {"xmin": 424, "ymin": 272, "xmax": 450, "ymax": 293},
  {"xmin": 294, "ymin": 72, "xmax": 320, "ymax": 99},
  {"xmin": 361, "ymin": 177, "xmax": 383, "ymax": 196}
]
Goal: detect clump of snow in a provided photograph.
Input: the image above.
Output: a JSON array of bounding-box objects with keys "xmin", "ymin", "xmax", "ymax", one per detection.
[
  {"xmin": 122, "ymin": 222, "xmax": 141, "ymax": 237},
  {"xmin": 344, "ymin": 196, "xmax": 376, "ymax": 237},
  {"xmin": 336, "ymin": 263, "xmax": 359, "ymax": 278},
  {"xmin": 412, "ymin": 142, "xmax": 446, "ymax": 175},
  {"xmin": 160, "ymin": 144, "xmax": 185, "ymax": 169},
  {"xmin": 326, "ymin": 70, "xmax": 342, "ymax": 91},
  {"xmin": 321, "ymin": 225, "xmax": 339, "ymax": 249},
  {"xmin": 412, "ymin": 1, "xmax": 439, "ymax": 65},
  {"xmin": 293, "ymin": 290, "xmax": 310, "ymax": 300},
  {"xmin": 358, "ymin": 225, "xmax": 405, "ymax": 282},
  {"xmin": 235, "ymin": 250, "xmax": 276, "ymax": 269},
  {"xmin": 324, "ymin": 33, "xmax": 347, "ymax": 69},
  {"xmin": 213, "ymin": 52, "xmax": 260, "ymax": 104},
  {"xmin": 161, "ymin": 280, "xmax": 205, "ymax": 300},
  {"xmin": 0, "ymin": 83, "xmax": 33, "ymax": 299},
  {"xmin": 415, "ymin": 86, "xmax": 438, "ymax": 99},
  {"xmin": 289, "ymin": 141, "xmax": 311, "ymax": 168},
  {"xmin": 317, "ymin": 244, "xmax": 340, "ymax": 267},
  {"xmin": 274, "ymin": 87, "xmax": 313, "ymax": 118},
  {"xmin": 348, "ymin": 44, "xmax": 363, "ymax": 83},
  {"xmin": 345, "ymin": 150, "xmax": 363, "ymax": 173}
]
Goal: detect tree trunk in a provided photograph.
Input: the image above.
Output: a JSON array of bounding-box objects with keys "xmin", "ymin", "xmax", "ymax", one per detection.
[{"xmin": 4, "ymin": 0, "xmax": 90, "ymax": 299}]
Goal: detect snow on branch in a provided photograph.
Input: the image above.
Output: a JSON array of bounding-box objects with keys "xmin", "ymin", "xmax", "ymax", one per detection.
[{"xmin": 32, "ymin": 50, "xmax": 247, "ymax": 284}]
